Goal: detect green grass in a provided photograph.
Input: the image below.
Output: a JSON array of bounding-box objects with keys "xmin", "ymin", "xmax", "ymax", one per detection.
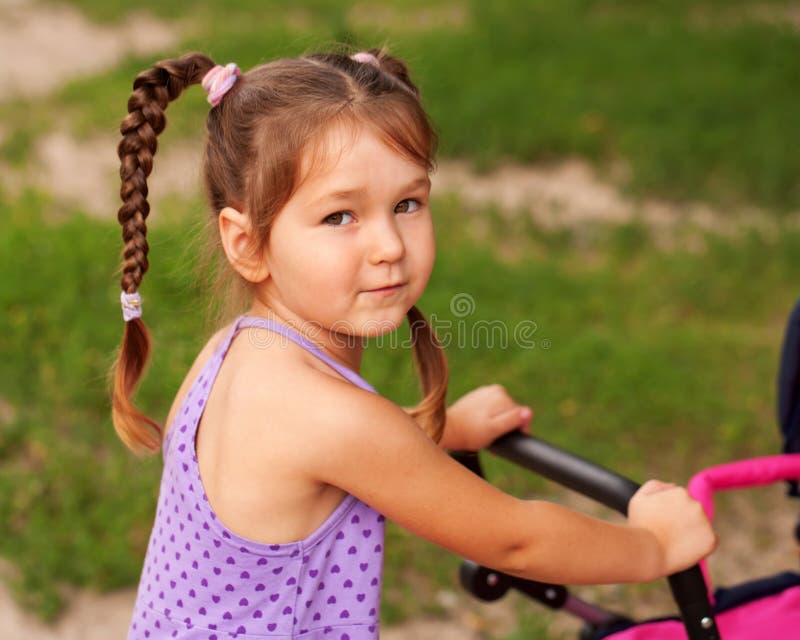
[{"xmin": 2, "ymin": 187, "xmax": 797, "ymax": 625}]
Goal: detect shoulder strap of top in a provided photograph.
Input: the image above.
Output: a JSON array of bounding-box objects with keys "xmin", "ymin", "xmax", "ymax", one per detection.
[{"xmin": 230, "ymin": 315, "xmax": 377, "ymax": 394}]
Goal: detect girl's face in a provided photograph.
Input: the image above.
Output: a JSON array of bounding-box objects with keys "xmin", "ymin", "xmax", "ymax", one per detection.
[{"xmin": 255, "ymin": 123, "xmax": 435, "ymax": 339}]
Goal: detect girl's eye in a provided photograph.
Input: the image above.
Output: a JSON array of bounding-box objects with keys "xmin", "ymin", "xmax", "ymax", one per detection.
[
  {"xmin": 395, "ymin": 198, "xmax": 421, "ymax": 214},
  {"xmin": 323, "ymin": 211, "xmax": 354, "ymax": 226}
]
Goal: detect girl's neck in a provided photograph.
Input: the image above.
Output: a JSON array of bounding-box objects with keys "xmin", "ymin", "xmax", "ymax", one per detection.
[{"xmin": 248, "ymin": 300, "xmax": 364, "ymax": 375}]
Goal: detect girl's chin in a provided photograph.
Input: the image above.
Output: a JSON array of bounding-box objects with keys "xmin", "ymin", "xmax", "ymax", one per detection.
[{"xmin": 326, "ymin": 314, "xmax": 406, "ymax": 338}]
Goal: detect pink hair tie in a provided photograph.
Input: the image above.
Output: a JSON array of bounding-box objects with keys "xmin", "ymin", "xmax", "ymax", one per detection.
[
  {"xmin": 202, "ymin": 62, "xmax": 241, "ymax": 107},
  {"xmin": 120, "ymin": 291, "xmax": 142, "ymax": 322},
  {"xmin": 351, "ymin": 52, "xmax": 380, "ymax": 68}
]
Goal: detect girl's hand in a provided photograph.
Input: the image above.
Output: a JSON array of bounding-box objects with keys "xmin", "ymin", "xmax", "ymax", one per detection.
[
  {"xmin": 628, "ymin": 480, "xmax": 717, "ymax": 579},
  {"xmin": 443, "ymin": 384, "xmax": 533, "ymax": 451}
]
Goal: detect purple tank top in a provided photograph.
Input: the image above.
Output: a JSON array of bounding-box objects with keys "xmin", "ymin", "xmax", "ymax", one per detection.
[{"xmin": 128, "ymin": 315, "xmax": 385, "ymax": 640}]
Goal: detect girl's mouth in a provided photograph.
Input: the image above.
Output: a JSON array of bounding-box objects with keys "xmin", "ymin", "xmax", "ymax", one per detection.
[{"xmin": 364, "ymin": 283, "xmax": 405, "ymax": 295}]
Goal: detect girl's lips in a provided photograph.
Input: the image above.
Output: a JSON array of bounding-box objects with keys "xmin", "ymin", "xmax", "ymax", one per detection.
[{"xmin": 364, "ymin": 283, "xmax": 405, "ymax": 294}]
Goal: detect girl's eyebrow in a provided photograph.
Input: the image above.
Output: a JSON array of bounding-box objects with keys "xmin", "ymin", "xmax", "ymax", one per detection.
[
  {"xmin": 399, "ymin": 175, "xmax": 432, "ymax": 192},
  {"xmin": 311, "ymin": 176, "xmax": 431, "ymax": 206}
]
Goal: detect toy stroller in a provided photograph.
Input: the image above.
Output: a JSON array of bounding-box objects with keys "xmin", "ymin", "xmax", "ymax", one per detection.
[{"xmin": 455, "ymin": 298, "xmax": 800, "ymax": 639}]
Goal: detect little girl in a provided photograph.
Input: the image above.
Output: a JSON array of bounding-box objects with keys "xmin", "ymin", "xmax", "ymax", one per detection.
[{"xmin": 110, "ymin": 49, "xmax": 715, "ymax": 640}]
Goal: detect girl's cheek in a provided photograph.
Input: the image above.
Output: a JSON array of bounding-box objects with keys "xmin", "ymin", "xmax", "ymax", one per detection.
[{"xmin": 420, "ymin": 231, "xmax": 436, "ymax": 277}]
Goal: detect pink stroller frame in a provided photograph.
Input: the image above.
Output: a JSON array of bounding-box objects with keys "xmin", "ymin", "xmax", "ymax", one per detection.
[{"xmin": 455, "ymin": 299, "xmax": 800, "ymax": 639}]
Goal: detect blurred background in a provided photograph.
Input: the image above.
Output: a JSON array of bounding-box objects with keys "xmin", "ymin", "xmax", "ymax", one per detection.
[{"xmin": 0, "ymin": 0, "xmax": 798, "ymax": 638}]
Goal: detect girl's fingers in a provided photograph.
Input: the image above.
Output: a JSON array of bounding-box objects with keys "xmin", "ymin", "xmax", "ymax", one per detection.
[
  {"xmin": 492, "ymin": 405, "xmax": 532, "ymax": 433},
  {"xmin": 638, "ymin": 479, "xmax": 678, "ymax": 495},
  {"xmin": 519, "ymin": 407, "xmax": 532, "ymax": 433}
]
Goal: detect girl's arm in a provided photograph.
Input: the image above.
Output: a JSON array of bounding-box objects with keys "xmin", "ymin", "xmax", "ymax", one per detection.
[{"xmin": 300, "ymin": 377, "xmax": 715, "ymax": 586}]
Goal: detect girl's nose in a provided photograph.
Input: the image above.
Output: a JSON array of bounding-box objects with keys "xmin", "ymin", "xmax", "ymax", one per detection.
[{"xmin": 367, "ymin": 216, "xmax": 405, "ymax": 265}]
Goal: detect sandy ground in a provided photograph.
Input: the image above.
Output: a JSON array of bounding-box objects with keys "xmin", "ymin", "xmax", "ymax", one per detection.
[
  {"xmin": 2, "ymin": 1, "xmax": 799, "ymax": 638},
  {"xmin": 0, "ymin": 0, "xmax": 178, "ymax": 100},
  {"xmin": 0, "ymin": 583, "xmax": 136, "ymax": 640}
]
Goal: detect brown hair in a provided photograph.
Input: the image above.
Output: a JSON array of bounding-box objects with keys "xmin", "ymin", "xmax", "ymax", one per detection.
[{"xmin": 110, "ymin": 49, "xmax": 449, "ymax": 454}]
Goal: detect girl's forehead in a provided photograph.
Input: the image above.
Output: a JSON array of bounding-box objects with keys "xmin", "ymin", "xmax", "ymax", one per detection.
[
  {"xmin": 297, "ymin": 122, "xmax": 360, "ymax": 185},
  {"xmin": 296, "ymin": 122, "xmax": 428, "ymax": 196}
]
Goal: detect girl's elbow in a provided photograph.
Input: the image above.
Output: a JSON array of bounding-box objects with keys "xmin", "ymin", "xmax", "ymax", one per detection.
[
  {"xmin": 494, "ymin": 542, "xmax": 534, "ymax": 579},
  {"xmin": 485, "ymin": 500, "xmax": 556, "ymax": 581},
  {"xmin": 482, "ymin": 508, "xmax": 543, "ymax": 578}
]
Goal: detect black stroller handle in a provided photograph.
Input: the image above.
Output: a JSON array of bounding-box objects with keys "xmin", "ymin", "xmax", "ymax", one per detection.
[
  {"xmin": 486, "ymin": 431, "xmax": 721, "ymax": 640},
  {"xmin": 487, "ymin": 431, "xmax": 639, "ymax": 512}
]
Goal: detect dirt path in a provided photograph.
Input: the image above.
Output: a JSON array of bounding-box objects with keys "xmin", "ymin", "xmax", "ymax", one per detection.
[
  {"xmin": 0, "ymin": 582, "xmax": 135, "ymax": 640},
  {"xmin": 0, "ymin": 0, "xmax": 178, "ymax": 100}
]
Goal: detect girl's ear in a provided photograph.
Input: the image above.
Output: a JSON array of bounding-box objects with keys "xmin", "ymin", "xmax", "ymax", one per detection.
[{"xmin": 218, "ymin": 207, "xmax": 270, "ymax": 283}]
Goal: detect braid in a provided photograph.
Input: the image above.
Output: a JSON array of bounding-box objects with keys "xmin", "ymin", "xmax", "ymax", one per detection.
[
  {"xmin": 111, "ymin": 52, "xmax": 216, "ymax": 454},
  {"xmin": 117, "ymin": 53, "xmax": 215, "ymax": 292},
  {"xmin": 405, "ymin": 306, "xmax": 449, "ymax": 443}
]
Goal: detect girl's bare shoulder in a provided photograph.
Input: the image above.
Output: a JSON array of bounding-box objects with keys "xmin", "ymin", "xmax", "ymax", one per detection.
[
  {"xmin": 221, "ymin": 336, "xmax": 390, "ymax": 439},
  {"xmin": 162, "ymin": 318, "xmax": 381, "ymax": 446}
]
